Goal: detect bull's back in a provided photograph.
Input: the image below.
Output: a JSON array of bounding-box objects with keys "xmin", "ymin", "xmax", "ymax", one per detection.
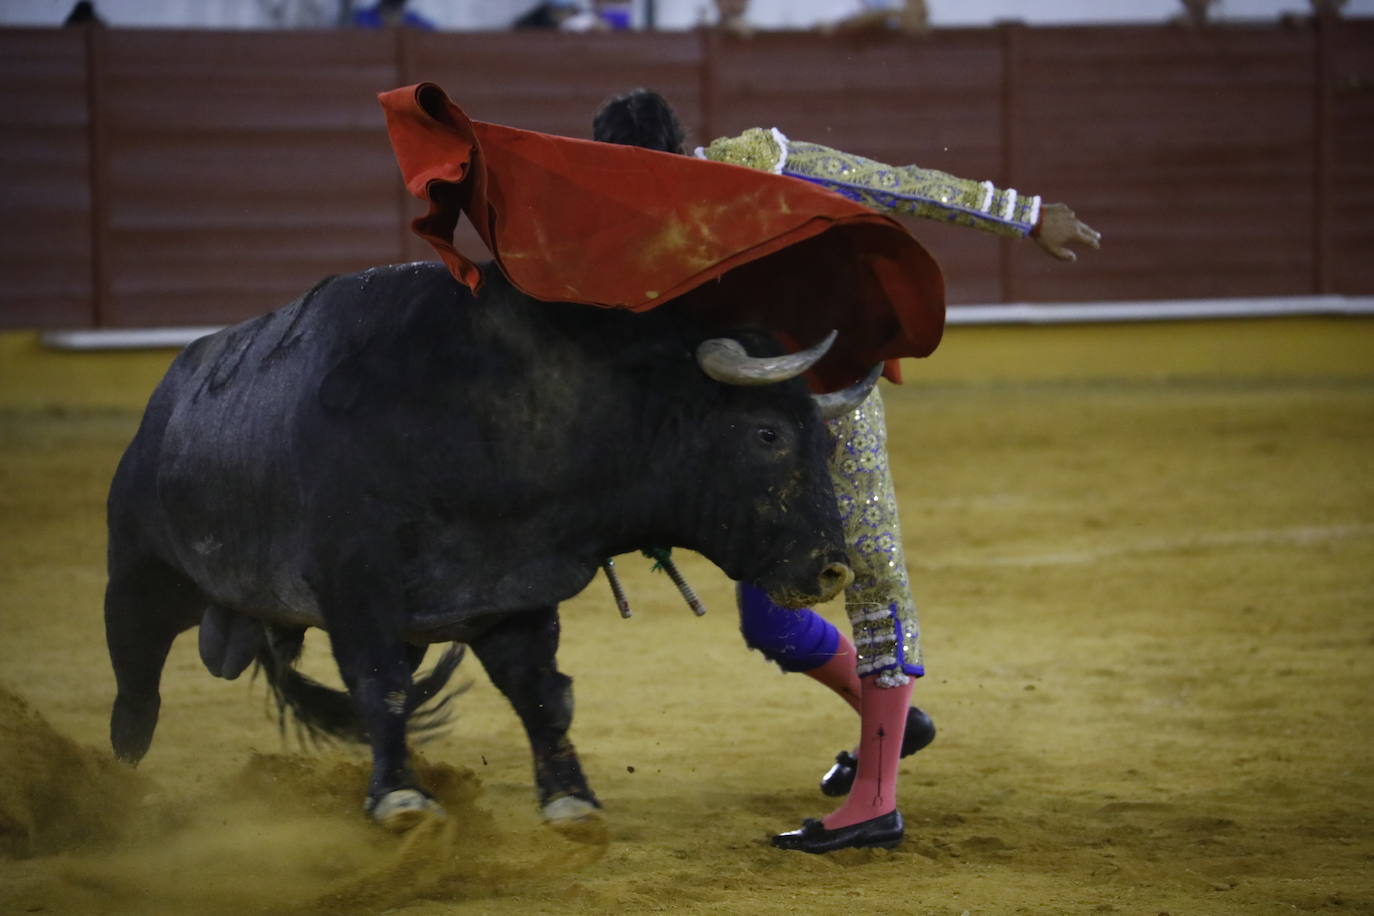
[{"xmin": 110, "ymin": 265, "xmax": 464, "ymax": 609}]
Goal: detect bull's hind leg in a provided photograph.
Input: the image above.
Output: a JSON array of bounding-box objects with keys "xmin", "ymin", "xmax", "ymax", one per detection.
[
  {"xmin": 330, "ymin": 635, "xmax": 438, "ymax": 829},
  {"xmin": 469, "ymin": 606, "xmax": 601, "ymax": 826},
  {"xmin": 314, "ymin": 552, "xmax": 439, "ymax": 830},
  {"xmin": 105, "ymin": 559, "xmax": 203, "ymax": 762}
]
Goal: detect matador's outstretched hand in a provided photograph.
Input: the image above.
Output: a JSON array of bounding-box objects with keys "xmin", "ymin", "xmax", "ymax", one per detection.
[{"xmin": 1031, "ymin": 202, "xmax": 1102, "ymax": 262}]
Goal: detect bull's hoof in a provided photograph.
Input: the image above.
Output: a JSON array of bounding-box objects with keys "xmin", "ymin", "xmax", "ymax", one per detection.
[
  {"xmin": 366, "ymin": 788, "xmax": 445, "ymax": 832},
  {"xmin": 542, "ymin": 794, "xmax": 600, "ymax": 823},
  {"xmin": 542, "ymin": 796, "xmax": 607, "ymax": 844}
]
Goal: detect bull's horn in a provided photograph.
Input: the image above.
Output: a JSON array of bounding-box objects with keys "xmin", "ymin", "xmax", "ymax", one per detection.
[
  {"xmin": 696, "ymin": 329, "xmax": 837, "ymax": 386},
  {"xmin": 814, "ymin": 363, "xmax": 883, "ymax": 420}
]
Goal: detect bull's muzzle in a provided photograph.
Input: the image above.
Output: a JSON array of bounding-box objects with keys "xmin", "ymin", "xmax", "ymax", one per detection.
[
  {"xmin": 816, "ymin": 562, "xmax": 855, "ymax": 603},
  {"xmin": 761, "ymin": 560, "xmax": 855, "ymax": 609}
]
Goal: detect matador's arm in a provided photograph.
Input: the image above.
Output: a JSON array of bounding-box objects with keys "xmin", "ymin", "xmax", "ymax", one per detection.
[{"xmin": 696, "ymin": 128, "xmax": 1100, "ymax": 261}]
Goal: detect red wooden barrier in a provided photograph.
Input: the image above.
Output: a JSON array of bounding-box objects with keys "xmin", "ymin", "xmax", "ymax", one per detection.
[
  {"xmin": 0, "ymin": 29, "xmax": 94, "ymax": 327},
  {"xmin": 94, "ymin": 29, "xmax": 403, "ymax": 326},
  {"xmin": 1329, "ymin": 18, "xmax": 1374, "ymax": 294},
  {"xmin": 1010, "ymin": 24, "xmax": 1319, "ymax": 303},
  {"xmin": 0, "ymin": 21, "xmax": 1369, "ymax": 329}
]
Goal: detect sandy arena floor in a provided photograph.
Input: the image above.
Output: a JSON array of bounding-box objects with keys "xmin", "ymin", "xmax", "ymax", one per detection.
[{"xmin": 0, "ymin": 317, "xmax": 1371, "ymax": 915}]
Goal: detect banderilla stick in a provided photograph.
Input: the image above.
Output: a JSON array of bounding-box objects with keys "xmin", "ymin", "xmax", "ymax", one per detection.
[
  {"xmin": 656, "ymin": 553, "xmax": 707, "ymax": 617},
  {"xmin": 601, "ymin": 558, "xmax": 632, "ymax": 618}
]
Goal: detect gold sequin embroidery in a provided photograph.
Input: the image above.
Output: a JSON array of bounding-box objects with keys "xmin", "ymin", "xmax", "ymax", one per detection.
[
  {"xmin": 785, "ymin": 140, "xmax": 1039, "ymax": 237},
  {"xmin": 827, "ymin": 388, "xmax": 922, "ymax": 684}
]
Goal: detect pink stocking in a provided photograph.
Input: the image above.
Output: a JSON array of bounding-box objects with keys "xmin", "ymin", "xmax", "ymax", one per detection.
[
  {"xmin": 821, "ymin": 675, "xmax": 915, "ymax": 830},
  {"xmin": 802, "ymin": 632, "xmax": 863, "ymax": 714}
]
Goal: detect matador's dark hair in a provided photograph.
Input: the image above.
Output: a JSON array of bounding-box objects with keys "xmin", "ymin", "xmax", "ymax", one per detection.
[{"xmin": 591, "ymin": 88, "xmax": 686, "ymax": 155}]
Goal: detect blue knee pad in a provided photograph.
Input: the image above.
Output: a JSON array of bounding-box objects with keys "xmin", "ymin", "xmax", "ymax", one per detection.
[{"xmin": 736, "ymin": 582, "xmax": 840, "ymax": 673}]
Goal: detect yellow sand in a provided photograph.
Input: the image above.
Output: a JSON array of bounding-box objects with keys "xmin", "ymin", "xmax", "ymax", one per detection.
[{"xmin": 0, "ymin": 318, "xmax": 1371, "ymax": 915}]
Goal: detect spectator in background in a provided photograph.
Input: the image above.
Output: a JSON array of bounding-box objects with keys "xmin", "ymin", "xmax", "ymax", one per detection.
[
  {"xmin": 1281, "ymin": 0, "xmax": 1348, "ymax": 27},
  {"xmin": 513, "ymin": 0, "xmax": 579, "ymax": 29},
  {"xmin": 1174, "ymin": 0, "xmax": 1218, "ymax": 27},
  {"xmin": 352, "ymin": 0, "xmax": 435, "ymax": 30},
  {"xmin": 1308, "ymin": 0, "xmax": 1349, "ymax": 16},
  {"xmin": 597, "ymin": 0, "xmax": 632, "ymax": 29},
  {"xmin": 513, "ymin": 0, "xmax": 631, "ymax": 31},
  {"xmin": 714, "ymin": 0, "xmax": 928, "ymax": 39},
  {"xmin": 64, "ymin": 1, "xmax": 104, "ymax": 26},
  {"xmin": 715, "ymin": 0, "xmax": 751, "ymax": 36},
  {"xmin": 826, "ymin": 0, "xmax": 928, "ymax": 36}
]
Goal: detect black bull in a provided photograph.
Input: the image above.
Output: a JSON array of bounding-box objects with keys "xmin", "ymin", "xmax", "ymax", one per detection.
[{"xmin": 105, "ymin": 261, "xmax": 873, "ymax": 827}]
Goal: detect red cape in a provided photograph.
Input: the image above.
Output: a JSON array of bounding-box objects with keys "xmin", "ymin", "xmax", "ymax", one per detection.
[{"xmin": 378, "ymin": 82, "xmax": 946, "ymax": 392}]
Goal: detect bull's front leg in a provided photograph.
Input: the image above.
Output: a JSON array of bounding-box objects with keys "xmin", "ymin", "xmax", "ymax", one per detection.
[
  {"xmin": 469, "ymin": 606, "xmax": 601, "ymax": 829},
  {"xmin": 314, "ymin": 545, "xmax": 440, "ymax": 830}
]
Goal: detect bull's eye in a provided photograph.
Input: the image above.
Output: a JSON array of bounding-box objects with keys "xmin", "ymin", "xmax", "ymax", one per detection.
[{"xmin": 757, "ymin": 427, "xmax": 778, "ymax": 445}]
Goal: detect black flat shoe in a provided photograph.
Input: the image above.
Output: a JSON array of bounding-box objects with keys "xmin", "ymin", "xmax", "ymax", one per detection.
[
  {"xmin": 771, "ymin": 810, "xmax": 904, "ymax": 853},
  {"xmin": 901, "ymin": 706, "xmax": 937, "ymax": 756},
  {"xmin": 819, "ymin": 706, "xmax": 937, "ymax": 797},
  {"xmin": 819, "ymin": 750, "xmax": 859, "ymax": 798}
]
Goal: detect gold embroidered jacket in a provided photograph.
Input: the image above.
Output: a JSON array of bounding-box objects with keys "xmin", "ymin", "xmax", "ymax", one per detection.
[{"xmin": 697, "ymin": 127, "xmax": 1041, "ymax": 238}]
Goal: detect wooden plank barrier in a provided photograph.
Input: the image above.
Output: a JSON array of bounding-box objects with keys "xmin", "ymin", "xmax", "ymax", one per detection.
[
  {"xmin": 0, "ymin": 21, "xmax": 1369, "ymax": 329},
  {"xmin": 0, "ymin": 29, "xmax": 94, "ymax": 327}
]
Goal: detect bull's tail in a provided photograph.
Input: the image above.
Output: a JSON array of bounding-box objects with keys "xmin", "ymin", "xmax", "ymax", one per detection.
[{"xmin": 254, "ymin": 628, "xmax": 467, "ymax": 744}]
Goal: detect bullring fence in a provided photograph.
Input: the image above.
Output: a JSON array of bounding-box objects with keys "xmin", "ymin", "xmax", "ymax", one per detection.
[{"xmin": 2, "ymin": 19, "xmax": 1372, "ymax": 330}]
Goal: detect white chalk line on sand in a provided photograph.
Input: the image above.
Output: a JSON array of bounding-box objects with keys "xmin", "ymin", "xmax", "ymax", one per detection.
[{"xmin": 921, "ymin": 522, "xmax": 1374, "ymax": 569}]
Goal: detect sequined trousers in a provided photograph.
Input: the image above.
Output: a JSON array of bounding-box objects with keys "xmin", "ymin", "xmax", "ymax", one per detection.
[{"xmin": 827, "ymin": 387, "xmax": 923, "ymax": 687}]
